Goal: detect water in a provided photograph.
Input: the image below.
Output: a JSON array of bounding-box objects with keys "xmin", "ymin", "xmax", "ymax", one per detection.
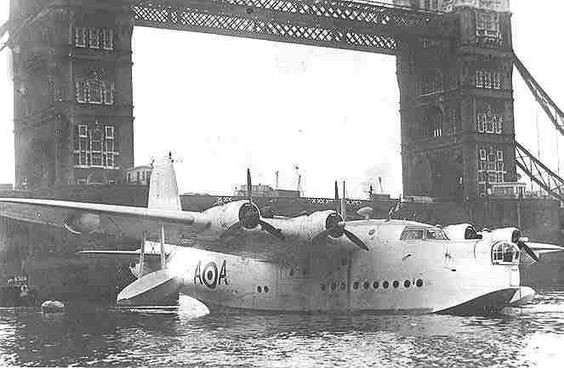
[{"xmin": 1, "ymin": 292, "xmax": 564, "ymax": 367}]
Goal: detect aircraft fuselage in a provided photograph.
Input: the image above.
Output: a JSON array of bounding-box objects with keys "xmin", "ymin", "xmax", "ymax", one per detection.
[{"xmin": 158, "ymin": 220, "xmax": 522, "ymax": 314}]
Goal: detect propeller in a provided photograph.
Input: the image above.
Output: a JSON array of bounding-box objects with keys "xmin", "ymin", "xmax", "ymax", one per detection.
[
  {"xmin": 503, "ymin": 228, "xmax": 539, "ymax": 262},
  {"xmin": 515, "ymin": 236, "xmax": 539, "ymax": 262},
  {"xmin": 314, "ymin": 181, "xmax": 369, "ymax": 251},
  {"xmin": 227, "ymin": 169, "xmax": 283, "ymax": 240}
]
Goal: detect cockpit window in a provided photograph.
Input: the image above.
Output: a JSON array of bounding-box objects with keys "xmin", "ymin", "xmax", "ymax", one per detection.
[
  {"xmin": 464, "ymin": 226, "xmax": 482, "ymax": 240},
  {"xmin": 492, "ymin": 242, "xmax": 520, "ymax": 265},
  {"xmin": 401, "ymin": 227, "xmax": 448, "ymax": 241},
  {"xmin": 400, "ymin": 229, "xmax": 424, "ymax": 240},
  {"xmin": 426, "ymin": 228, "xmax": 447, "ymax": 240}
]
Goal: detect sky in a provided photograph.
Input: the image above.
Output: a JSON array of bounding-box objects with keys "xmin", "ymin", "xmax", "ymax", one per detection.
[{"xmin": 0, "ymin": 1, "xmax": 563, "ymax": 198}]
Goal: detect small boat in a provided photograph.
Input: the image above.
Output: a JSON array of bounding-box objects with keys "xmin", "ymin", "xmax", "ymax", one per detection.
[{"xmin": 41, "ymin": 300, "xmax": 66, "ymax": 314}]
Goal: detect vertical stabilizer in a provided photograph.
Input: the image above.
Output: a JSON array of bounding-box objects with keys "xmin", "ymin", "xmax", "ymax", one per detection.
[{"xmin": 148, "ymin": 155, "xmax": 181, "ymax": 211}]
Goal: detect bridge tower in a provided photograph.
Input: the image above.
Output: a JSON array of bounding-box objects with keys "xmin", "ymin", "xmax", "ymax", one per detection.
[
  {"xmin": 9, "ymin": 0, "xmax": 134, "ymax": 189},
  {"xmin": 398, "ymin": 0, "xmax": 516, "ymax": 200}
]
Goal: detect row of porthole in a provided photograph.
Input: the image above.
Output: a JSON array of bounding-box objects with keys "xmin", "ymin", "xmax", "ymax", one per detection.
[
  {"xmin": 320, "ymin": 279, "xmax": 424, "ymax": 292},
  {"xmin": 256, "ymin": 286, "xmax": 270, "ymax": 293}
]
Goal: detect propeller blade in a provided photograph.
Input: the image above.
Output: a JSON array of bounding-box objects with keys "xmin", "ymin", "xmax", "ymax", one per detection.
[
  {"xmin": 259, "ymin": 220, "xmax": 284, "ymax": 240},
  {"xmin": 247, "ymin": 168, "xmax": 252, "ymax": 202},
  {"xmin": 117, "ymin": 269, "xmax": 182, "ymax": 306},
  {"xmin": 312, "ymin": 229, "xmax": 329, "ymax": 244},
  {"xmin": 518, "ymin": 240, "xmax": 539, "ymax": 262},
  {"xmin": 334, "ymin": 180, "xmax": 340, "ymax": 214},
  {"xmin": 226, "ymin": 221, "xmax": 242, "ymax": 233},
  {"xmin": 344, "ymin": 229, "xmax": 369, "ymax": 251},
  {"xmin": 341, "ymin": 181, "xmax": 347, "ymax": 221}
]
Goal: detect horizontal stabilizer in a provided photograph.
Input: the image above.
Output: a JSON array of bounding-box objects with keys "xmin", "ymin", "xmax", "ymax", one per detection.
[
  {"xmin": 527, "ymin": 242, "xmax": 564, "ymax": 255},
  {"xmin": 117, "ymin": 269, "xmax": 182, "ymax": 306},
  {"xmin": 77, "ymin": 250, "xmax": 165, "ymax": 260}
]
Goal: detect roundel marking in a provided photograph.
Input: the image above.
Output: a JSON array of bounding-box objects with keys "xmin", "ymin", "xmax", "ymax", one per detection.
[{"xmin": 202, "ymin": 262, "xmax": 218, "ymax": 289}]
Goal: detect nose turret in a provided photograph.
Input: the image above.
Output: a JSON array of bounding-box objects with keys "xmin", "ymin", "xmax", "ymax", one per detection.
[{"xmin": 491, "ymin": 241, "xmax": 520, "ymax": 265}]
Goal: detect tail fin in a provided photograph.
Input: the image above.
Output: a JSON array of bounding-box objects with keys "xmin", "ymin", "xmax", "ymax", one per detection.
[{"xmin": 148, "ymin": 154, "xmax": 181, "ymax": 211}]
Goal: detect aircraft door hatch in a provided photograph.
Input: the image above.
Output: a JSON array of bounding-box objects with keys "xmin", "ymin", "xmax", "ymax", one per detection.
[{"xmin": 443, "ymin": 243, "xmax": 456, "ymax": 272}]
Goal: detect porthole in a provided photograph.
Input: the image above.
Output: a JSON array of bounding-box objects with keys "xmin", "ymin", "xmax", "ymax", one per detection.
[
  {"xmin": 383, "ymin": 281, "xmax": 389, "ymax": 289},
  {"xmin": 331, "ymin": 282, "xmax": 337, "ymax": 291},
  {"xmin": 368, "ymin": 229, "xmax": 375, "ymax": 236},
  {"xmin": 404, "ymin": 280, "xmax": 411, "ymax": 288},
  {"xmin": 340, "ymin": 282, "xmax": 346, "ymax": 291},
  {"xmin": 353, "ymin": 281, "xmax": 360, "ymax": 290},
  {"xmin": 264, "ymin": 286, "xmax": 269, "ymax": 293},
  {"xmin": 416, "ymin": 279, "xmax": 424, "ymax": 287},
  {"xmin": 257, "ymin": 286, "xmax": 262, "ymax": 293},
  {"xmin": 393, "ymin": 281, "xmax": 399, "ymax": 289},
  {"xmin": 363, "ymin": 281, "xmax": 370, "ymax": 289},
  {"xmin": 373, "ymin": 281, "xmax": 379, "ymax": 289},
  {"xmin": 321, "ymin": 284, "xmax": 326, "ymax": 291}
]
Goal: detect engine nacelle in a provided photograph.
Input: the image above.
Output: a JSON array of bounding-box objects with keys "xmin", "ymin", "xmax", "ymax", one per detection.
[
  {"xmin": 443, "ymin": 223, "xmax": 482, "ymax": 240},
  {"xmin": 201, "ymin": 200, "xmax": 261, "ymax": 233},
  {"xmin": 272, "ymin": 210, "xmax": 340, "ymax": 241},
  {"xmin": 488, "ymin": 227, "xmax": 521, "ymax": 243},
  {"xmin": 63, "ymin": 213, "xmax": 100, "ymax": 234}
]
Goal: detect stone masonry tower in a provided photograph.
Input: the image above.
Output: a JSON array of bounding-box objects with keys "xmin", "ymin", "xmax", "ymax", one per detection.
[
  {"xmin": 396, "ymin": 0, "xmax": 515, "ymax": 200},
  {"xmin": 9, "ymin": 0, "xmax": 134, "ymax": 189}
]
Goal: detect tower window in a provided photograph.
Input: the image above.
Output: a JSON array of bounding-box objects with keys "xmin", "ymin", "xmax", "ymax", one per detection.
[
  {"xmin": 105, "ymin": 126, "xmax": 114, "ymax": 139},
  {"xmin": 102, "ymin": 81, "xmax": 114, "ymax": 105},
  {"xmin": 75, "ymin": 27, "xmax": 87, "ymax": 48},
  {"xmin": 87, "ymin": 80, "xmax": 102, "ymax": 104},
  {"xmin": 478, "ymin": 146, "xmax": 506, "ymax": 194},
  {"xmin": 475, "ymin": 70, "xmax": 502, "ymax": 90},
  {"xmin": 102, "ymin": 29, "xmax": 114, "ymax": 50},
  {"xmin": 419, "ymin": 70, "xmax": 444, "ymax": 96},
  {"xmin": 78, "ymin": 124, "xmax": 88, "ymax": 138},
  {"xmin": 75, "ymin": 78, "xmax": 114, "ymax": 105},
  {"xmin": 477, "ymin": 105, "xmax": 503, "ymax": 134},
  {"xmin": 88, "ymin": 29, "xmax": 100, "ymax": 48},
  {"xmin": 75, "ymin": 80, "xmax": 87, "ymax": 103},
  {"xmin": 423, "ymin": 0, "xmax": 439, "ymax": 10},
  {"xmin": 476, "ymin": 11, "xmax": 501, "ymax": 39},
  {"xmin": 422, "ymin": 110, "xmax": 443, "ymax": 138},
  {"xmin": 73, "ymin": 123, "xmax": 119, "ymax": 169}
]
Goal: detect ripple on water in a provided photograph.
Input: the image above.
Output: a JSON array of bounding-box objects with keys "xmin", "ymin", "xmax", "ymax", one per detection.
[{"xmin": 0, "ymin": 292, "xmax": 564, "ymax": 366}]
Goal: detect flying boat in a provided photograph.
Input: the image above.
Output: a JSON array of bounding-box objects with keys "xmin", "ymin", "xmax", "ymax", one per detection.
[{"xmin": 0, "ymin": 156, "xmax": 561, "ymax": 315}]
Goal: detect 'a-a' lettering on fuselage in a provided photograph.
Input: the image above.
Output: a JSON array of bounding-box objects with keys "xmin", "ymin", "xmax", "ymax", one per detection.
[{"xmin": 194, "ymin": 260, "xmax": 228, "ymax": 289}]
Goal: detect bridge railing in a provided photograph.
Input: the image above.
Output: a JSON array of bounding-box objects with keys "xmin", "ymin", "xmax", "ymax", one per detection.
[{"xmin": 132, "ymin": 0, "xmax": 455, "ymax": 54}]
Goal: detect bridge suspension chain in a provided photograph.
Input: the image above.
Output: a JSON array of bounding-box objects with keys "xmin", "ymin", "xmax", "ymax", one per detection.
[
  {"xmin": 514, "ymin": 54, "xmax": 564, "ymax": 201},
  {"xmin": 515, "ymin": 142, "xmax": 564, "ymax": 202},
  {"xmin": 514, "ymin": 54, "xmax": 564, "ymax": 136}
]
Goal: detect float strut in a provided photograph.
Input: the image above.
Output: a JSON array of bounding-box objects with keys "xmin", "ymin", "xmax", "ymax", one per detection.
[
  {"xmin": 139, "ymin": 231, "xmax": 145, "ymax": 278},
  {"xmin": 160, "ymin": 225, "xmax": 166, "ymax": 269}
]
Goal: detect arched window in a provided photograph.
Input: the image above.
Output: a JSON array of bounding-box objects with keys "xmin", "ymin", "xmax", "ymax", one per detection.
[{"xmin": 491, "ymin": 241, "xmax": 519, "ymax": 265}]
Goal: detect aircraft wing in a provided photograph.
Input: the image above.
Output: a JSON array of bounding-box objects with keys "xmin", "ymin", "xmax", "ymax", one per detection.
[
  {"xmin": 0, "ymin": 198, "xmax": 365, "ymax": 263},
  {"xmin": 0, "ymin": 197, "xmax": 206, "ymax": 240}
]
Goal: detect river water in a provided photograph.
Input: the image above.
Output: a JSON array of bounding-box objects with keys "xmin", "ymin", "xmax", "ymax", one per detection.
[{"xmin": 1, "ymin": 291, "xmax": 563, "ymax": 367}]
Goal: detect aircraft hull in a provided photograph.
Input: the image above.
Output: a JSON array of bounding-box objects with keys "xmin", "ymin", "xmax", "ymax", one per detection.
[{"xmin": 168, "ymin": 239, "xmax": 525, "ymax": 315}]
